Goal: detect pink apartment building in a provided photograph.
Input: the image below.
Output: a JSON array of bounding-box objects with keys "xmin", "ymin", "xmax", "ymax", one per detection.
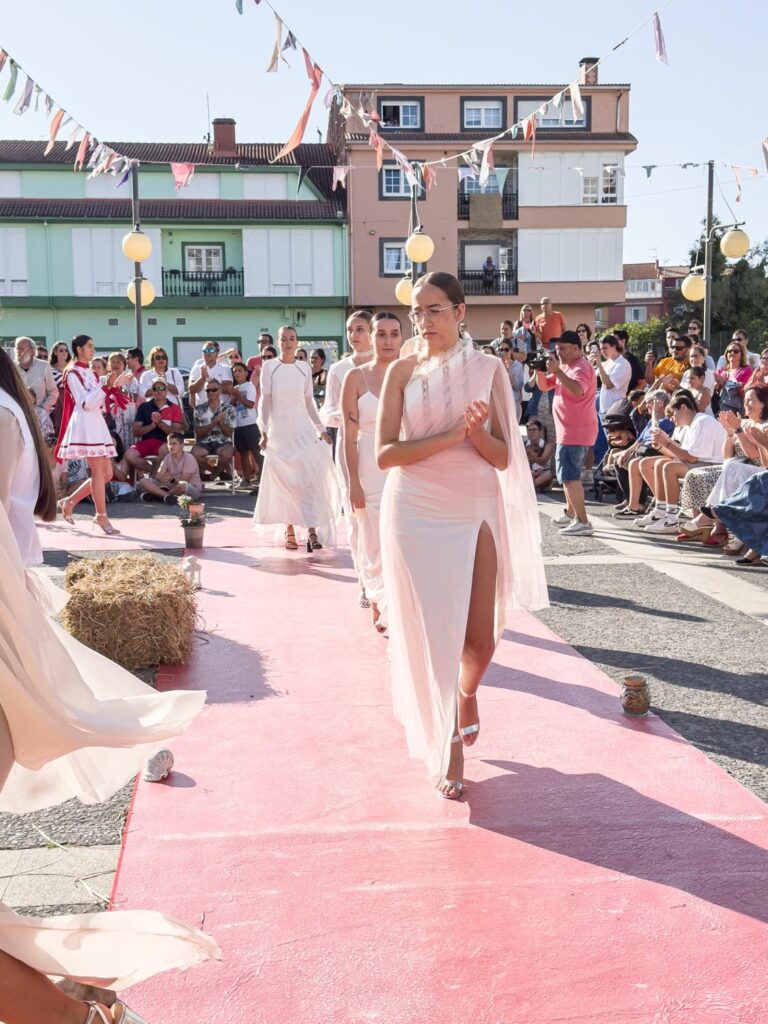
[{"xmin": 329, "ymin": 58, "xmax": 637, "ymax": 342}]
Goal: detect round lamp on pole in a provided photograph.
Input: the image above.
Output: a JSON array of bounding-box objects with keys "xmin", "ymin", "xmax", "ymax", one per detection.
[
  {"xmin": 404, "ymin": 229, "xmax": 435, "ymax": 265},
  {"xmin": 720, "ymin": 228, "xmax": 750, "ymax": 260},
  {"xmin": 681, "ymin": 273, "xmax": 706, "ymax": 303},
  {"xmin": 122, "ymin": 230, "xmax": 153, "ymax": 263},
  {"xmin": 395, "ymin": 276, "xmax": 413, "ymax": 306},
  {"xmin": 127, "ymin": 278, "xmax": 156, "ymax": 306}
]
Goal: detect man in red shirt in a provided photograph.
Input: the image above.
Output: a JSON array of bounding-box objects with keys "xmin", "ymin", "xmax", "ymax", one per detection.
[
  {"xmin": 125, "ymin": 380, "xmax": 184, "ymax": 478},
  {"xmin": 536, "ymin": 330, "xmax": 597, "ymax": 536},
  {"xmin": 533, "ymin": 296, "xmax": 566, "ymax": 349}
]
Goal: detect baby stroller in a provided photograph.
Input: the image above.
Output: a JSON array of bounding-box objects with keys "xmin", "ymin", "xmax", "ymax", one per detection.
[{"xmin": 590, "ymin": 400, "xmax": 637, "ymax": 504}]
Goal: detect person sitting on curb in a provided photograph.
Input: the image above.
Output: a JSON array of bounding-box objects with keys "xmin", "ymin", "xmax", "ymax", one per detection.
[
  {"xmin": 525, "ymin": 420, "xmax": 554, "ymax": 491},
  {"xmin": 192, "ymin": 381, "xmax": 236, "ymax": 481},
  {"xmin": 137, "ymin": 432, "xmax": 203, "ymax": 504}
]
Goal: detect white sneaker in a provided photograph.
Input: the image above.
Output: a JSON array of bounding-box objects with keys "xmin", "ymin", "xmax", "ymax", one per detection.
[
  {"xmin": 636, "ymin": 510, "xmax": 662, "ymax": 528},
  {"xmin": 644, "ymin": 517, "xmax": 680, "ymax": 535},
  {"xmin": 559, "ymin": 519, "xmax": 594, "ymax": 537},
  {"xmin": 552, "ymin": 511, "xmax": 574, "ymax": 526}
]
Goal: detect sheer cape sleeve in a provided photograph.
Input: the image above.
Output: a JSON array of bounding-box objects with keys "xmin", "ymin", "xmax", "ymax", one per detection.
[
  {"xmin": 257, "ymin": 359, "xmax": 275, "ymax": 433},
  {"xmin": 319, "ymin": 359, "xmax": 345, "ymax": 428},
  {"xmin": 490, "ymin": 361, "xmax": 549, "ymax": 613},
  {"xmin": 302, "ymin": 363, "xmax": 324, "ymax": 431}
]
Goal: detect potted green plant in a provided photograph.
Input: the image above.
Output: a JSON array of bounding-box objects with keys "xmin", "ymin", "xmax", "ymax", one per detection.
[{"xmin": 177, "ymin": 494, "xmax": 206, "ymax": 549}]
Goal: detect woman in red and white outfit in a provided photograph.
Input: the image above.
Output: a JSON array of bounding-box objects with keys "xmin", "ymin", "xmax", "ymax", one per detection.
[{"xmin": 55, "ymin": 335, "xmax": 129, "ymax": 535}]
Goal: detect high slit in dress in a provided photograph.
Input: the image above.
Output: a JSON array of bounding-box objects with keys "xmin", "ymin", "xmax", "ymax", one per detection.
[{"xmin": 380, "ymin": 339, "xmax": 548, "ymax": 783}]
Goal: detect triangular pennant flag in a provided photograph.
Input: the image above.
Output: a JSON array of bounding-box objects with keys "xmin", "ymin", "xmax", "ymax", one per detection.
[
  {"xmin": 323, "ymin": 86, "xmax": 336, "ymax": 110},
  {"xmin": 33, "ymin": 84, "xmax": 42, "ymax": 112},
  {"xmin": 762, "ymin": 139, "xmax": 768, "ymax": 174},
  {"xmin": 87, "ymin": 143, "xmax": 106, "ymax": 170},
  {"xmin": 569, "ymin": 81, "xmax": 584, "ymax": 119},
  {"xmin": 282, "ymin": 31, "xmax": 298, "ymax": 54},
  {"xmin": 747, "ymin": 166, "xmax": 759, "ymax": 186},
  {"xmin": 642, "ymin": 164, "xmax": 657, "ymax": 179},
  {"xmin": 495, "ymin": 167, "xmax": 509, "ymax": 193},
  {"xmin": 458, "ymin": 166, "xmax": 476, "ymax": 182},
  {"xmin": 74, "ymin": 132, "xmax": 91, "ymax": 172},
  {"xmin": 116, "ymin": 161, "xmax": 133, "ymax": 188},
  {"xmin": 235, "ymin": 0, "xmax": 243, "ymax": 11},
  {"xmin": 0, "ymin": 51, "xmax": 7, "ymax": 74},
  {"xmin": 369, "ymin": 128, "xmax": 384, "ymax": 171},
  {"xmin": 389, "ymin": 145, "xmax": 419, "ymax": 189},
  {"xmin": 266, "ymin": 14, "xmax": 284, "ymax": 72},
  {"xmin": 479, "ymin": 142, "xmax": 495, "ymax": 187},
  {"xmin": 551, "ymin": 91, "xmax": 564, "ymax": 109},
  {"xmin": 44, "ymin": 108, "xmax": 66, "ymax": 155},
  {"xmin": 170, "ymin": 162, "xmax": 196, "ymax": 191},
  {"xmin": 332, "ymin": 165, "xmax": 350, "ymax": 191},
  {"xmin": 296, "ymin": 165, "xmax": 310, "ymax": 195},
  {"xmin": 45, "ymin": 93, "xmax": 54, "ymax": 117},
  {"xmin": 270, "ymin": 52, "xmax": 323, "ymax": 162},
  {"xmin": 523, "ymin": 114, "xmax": 536, "ymax": 143},
  {"xmin": 340, "ymin": 97, "xmax": 354, "ymax": 119},
  {"xmin": 731, "ymin": 165, "xmax": 743, "ymax": 203},
  {"xmin": 653, "ymin": 12, "xmax": 669, "ymax": 65},
  {"xmin": 65, "ymin": 123, "xmax": 82, "ymax": 150},
  {"xmin": 537, "ymin": 103, "xmax": 549, "ymax": 117},
  {"xmin": 2, "ymin": 61, "xmax": 19, "ymax": 103},
  {"xmin": 422, "ymin": 164, "xmax": 436, "ymax": 191}
]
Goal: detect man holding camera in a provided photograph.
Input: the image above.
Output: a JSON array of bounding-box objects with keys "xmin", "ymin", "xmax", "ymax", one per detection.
[{"xmin": 535, "ymin": 330, "xmax": 597, "ymax": 536}]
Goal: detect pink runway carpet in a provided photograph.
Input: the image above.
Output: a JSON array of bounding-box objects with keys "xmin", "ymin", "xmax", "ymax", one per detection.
[{"xmin": 56, "ymin": 526, "xmax": 767, "ymax": 1022}]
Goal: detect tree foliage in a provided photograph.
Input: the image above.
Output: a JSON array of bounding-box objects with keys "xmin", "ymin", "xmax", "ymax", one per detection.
[{"xmin": 609, "ymin": 317, "xmax": 667, "ymax": 359}]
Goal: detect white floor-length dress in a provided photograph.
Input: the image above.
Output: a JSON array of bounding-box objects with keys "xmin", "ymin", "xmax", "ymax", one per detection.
[
  {"xmin": 0, "ymin": 390, "xmax": 42, "ymax": 565},
  {"xmin": 254, "ymin": 358, "xmax": 341, "ymax": 546},
  {"xmin": 0, "ymin": 501, "xmax": 219, "ymax": 988},
  {"xmin": 353, "ymin": 377, "xmax": 388, "ymax": 619},
  {"xmin": 380, "ymin": 339, "xmax": 548, "ymax": 783},
  {"xmin": 321, "ymin": 354, "xmax": 364, "ymax": 578}
]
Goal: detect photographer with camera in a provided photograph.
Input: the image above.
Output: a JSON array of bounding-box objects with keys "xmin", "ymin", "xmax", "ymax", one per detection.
[{"xmin": 534, "ymin": 330, "xmax": 597, "ymax": 536}]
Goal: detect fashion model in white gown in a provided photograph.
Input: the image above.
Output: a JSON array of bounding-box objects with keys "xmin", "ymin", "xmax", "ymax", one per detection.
[
  {"xmin": 380, "ymin": 332, "xmax": 548, "ymax": 786},
  {"xmin": 254, "ymin": 357, "xmax": 341, "ymax": 547},
  {"xmin": 353, "ymin": 383, "xmax": 388, "ymax": 619}
]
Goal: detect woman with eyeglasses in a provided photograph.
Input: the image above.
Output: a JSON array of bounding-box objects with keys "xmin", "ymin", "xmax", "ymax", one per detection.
[
  {"xmin": 139, "ymin": 346, "xmax": 185, "ymax": 406},
  {"xmin": 253, "ymin": 325, "xmax": 341, "ymax": 552},
  {"xmin": 496, "ymin": 339, "xmax": 525, "ymax": 421},
  {"xmin": 377, "ymin": 272, "xmax": 547, "ymax": 800},
  {"xmin": 747, "ymin": 348, "xmax": 768, "ymax": 389},
  {"xmin": 714, "ymin": 340, "xmax": 752, "ymax": 411}
]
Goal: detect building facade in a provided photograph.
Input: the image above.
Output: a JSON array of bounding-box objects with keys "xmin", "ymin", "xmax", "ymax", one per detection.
[
  {"xmin": 597, "ymin": 261, "xmax": 688, "ymax": 328},
  {"xmin": 330, "ymin": 60, "xmax": 637, "ymax": 341},
  {"xmin": 0, "ymin": 120, "xmax": 348, "ymax": 365}
]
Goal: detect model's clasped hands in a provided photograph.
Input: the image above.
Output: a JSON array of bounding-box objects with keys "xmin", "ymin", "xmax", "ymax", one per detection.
[{"xmin": 463, "ymin": 400, "xmax": 490, "ymax": 438}]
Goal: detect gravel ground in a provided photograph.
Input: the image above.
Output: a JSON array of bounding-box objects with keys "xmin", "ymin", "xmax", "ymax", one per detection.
[{"xmin": 1, "ymin": 486, "xmax": 764, "ymax": 916}]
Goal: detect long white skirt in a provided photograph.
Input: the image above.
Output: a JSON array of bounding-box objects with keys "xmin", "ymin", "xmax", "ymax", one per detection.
[{"xmin": 707, "ymin": 458, "xmax": 764, "ymax": 507}]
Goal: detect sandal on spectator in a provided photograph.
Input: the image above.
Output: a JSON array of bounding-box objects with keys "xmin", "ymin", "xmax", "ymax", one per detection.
[
  {"xmin": 724, "ymin": 536, "xmax": 746, "ymax": 556},
  {"xmin": 675, "ymin": 525, "xmax": 713, "ymax": 543},
  {"xmin": 735, "ymin": 549, "xmax": 762, "ymax": 566}
]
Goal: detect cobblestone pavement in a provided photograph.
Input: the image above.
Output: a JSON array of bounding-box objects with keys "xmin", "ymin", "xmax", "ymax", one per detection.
[{"xmin": 1, "ymin": 485, "xmax": 765, "ymax": 915}]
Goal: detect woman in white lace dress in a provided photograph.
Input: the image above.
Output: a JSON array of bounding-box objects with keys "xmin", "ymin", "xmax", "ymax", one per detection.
[
  {"xmin": 54, "ymin": 336, "xmax": 129, "ymax": 536},
  {"xmin": 378, "ymin": 273, "xmax": 548, "ymax": 799},
  {"xmin": 340, "ymin": 312, "xmax": 403, "ymax": 632},
  {"xmin": 253, "ymin": 326, "xmax": 341, "ymax": 552}
]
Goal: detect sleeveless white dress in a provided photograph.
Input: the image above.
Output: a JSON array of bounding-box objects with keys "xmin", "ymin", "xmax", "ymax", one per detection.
[
  {"xmin": 254, "ymin": 358, "xmax": 341, "ymax": 546},
  {"xmin": 0, "ymin": 391, "xmax": 41, "ymax": 565},
  {"xmin": 354, "ymin": 381, "xmax": 388, "ymax": 617},
  {"xmin": 380, "ymin": 340, "xmax": 548, "ymax": 783}
]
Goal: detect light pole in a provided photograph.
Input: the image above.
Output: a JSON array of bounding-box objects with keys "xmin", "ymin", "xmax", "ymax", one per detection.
[
  {"xmin": 681, "ymin": 158, "xmax": 750, "ymax": 344},
  {"xmin": 395, "ymin": 181, "xmax": 434, "ymax": 306},
  {"xmin": 122, "ymin": 161, "xmax": 156, "ymax": 347}
]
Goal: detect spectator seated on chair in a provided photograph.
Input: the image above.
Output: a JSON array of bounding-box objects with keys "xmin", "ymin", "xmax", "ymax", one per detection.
[
  {"xmin": 125, "ymin": 381, "xmax": 183, "ymax": 478},
  {"xmin": 524, "ymin": 420, "xmax": 554, "ymax": 491},
  {"xmin": 611, "ymin": 391, "xmax": 673, "ymax": 518},
  {"xmin": 137, "ymin": 432, "xmax": 203, "ymax": 504},
  {"xmin": 192, "ymin": 382, "xmax": 236, "ymax": 481},
  {"xmin": 714, "ymin": 467, "xmax": 768, "ymax": 567},
  {"xmin": 635, "ymin": 392, "xmax": 726, "ymax": 535}
]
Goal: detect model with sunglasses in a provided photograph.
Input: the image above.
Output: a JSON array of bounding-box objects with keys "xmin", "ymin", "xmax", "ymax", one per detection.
[
  {"xmin": 54, "ymin": 336, "xmax": 131, "ymax": 536},
  {"xmin": 139, "ymin": 346, "xmax": 185, "ymax": 405},
  {"xmin": 377, "ymin": 272, "xmax": 547, "ymax": 800},
  {"xmin": 254, "ymin": 326, "xmax": 341, "ymax": 552}
]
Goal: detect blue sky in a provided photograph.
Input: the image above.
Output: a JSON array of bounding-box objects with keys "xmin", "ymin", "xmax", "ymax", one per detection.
[{"xmin": 0, "ymin": 0, "xmax": 765, "ymax": 265}]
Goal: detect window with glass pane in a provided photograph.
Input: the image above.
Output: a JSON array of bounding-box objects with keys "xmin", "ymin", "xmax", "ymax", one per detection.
[
  {"xmin": 463, "ymin": 172, "xmax": 500, "ymax": 195},
  {"xmin": 185, "ymin": 245, "xmax": 224, "ymax": 274},
  {"xmin": 582, "ymin": 176, "xmax": 598, "ymax": 204},
  {"xmin": 380, "ymin": 102, "xmax": 421, "ymax": 129},
  {"xmin": 400, "ymin": 104, "xmax": 420, "ymax": 127},
  {"xmin": 517, "ymin": 98, "xmax": 585, "ymax": 128},
  {"xmin": 383, "ymin": 243, "xmax": 411, "ymax": 275},
  {"xmin": 464, "ymin": 102, "xmax": 503, "ymax": 129},
  {"xmin": 383, "ymin": 168, "xmax": 407, "ymax": 195},
  {"xmin": 601, "ymin": 165, "xmax": 618, "ymax": 204}
]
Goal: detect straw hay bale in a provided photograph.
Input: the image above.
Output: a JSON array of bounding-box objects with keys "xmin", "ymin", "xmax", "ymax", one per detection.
[{"xmin": 61, "ymin": 553, "xmax": 197, "ymax": 671}]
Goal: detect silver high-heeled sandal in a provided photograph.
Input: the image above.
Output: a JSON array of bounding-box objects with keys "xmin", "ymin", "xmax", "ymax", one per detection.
[
  {"xmin": 437, "ymin": 736, "xmax": 465, "ymax": 800},
  {"xmin": 113, "ymin": 1001, "xmax": 150, "ymax": 1024},
  {"xmin": 458, "ymin": 686, "xmax": 479, "ymax": 744},
  {"xmin": 84, "ymin": 1005, "xmax": 112, "ymax": 1024}
]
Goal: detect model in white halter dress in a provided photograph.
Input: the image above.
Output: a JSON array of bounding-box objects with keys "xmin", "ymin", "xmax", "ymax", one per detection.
[
  {"xmin": 254, "ymin": 358, "xmax": 341, "ymax": 546},
  {"xmin": 353, "ymin": 378, "xmax": 388, "ymax": 622},
  {"xmin": 380, "ymin": 338, "xmax": 548, "ymax": 783}
]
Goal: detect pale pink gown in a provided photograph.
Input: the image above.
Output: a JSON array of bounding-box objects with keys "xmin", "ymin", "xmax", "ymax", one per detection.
[
  {"xmin": 0, "ymin": 502, "xmax": 220, "ymax": 988},
  {"xmin": 380, "ymin": 339, "xmax": 548, "ymax": 783}
]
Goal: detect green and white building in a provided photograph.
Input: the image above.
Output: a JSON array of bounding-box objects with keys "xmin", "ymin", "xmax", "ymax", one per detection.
[{"xmin": 0, "ymin": 119, "xmax": 348, "ymax": 365}]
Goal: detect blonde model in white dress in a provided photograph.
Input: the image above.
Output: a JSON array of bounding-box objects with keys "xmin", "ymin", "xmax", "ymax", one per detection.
[
  {"xmin": 340, "ymin": 313, "xmax": 403, "ymax": 632},
  {"xmin": 320, "ymin": 312, "xmax": 373, "ymax": 600},
  {"xmin": 378, "ymin": 273, "xmax": 548, "ymax": 799},
  {"xmin": 254, "ymin": 327, "xmax": 341, "ymax": 551}
]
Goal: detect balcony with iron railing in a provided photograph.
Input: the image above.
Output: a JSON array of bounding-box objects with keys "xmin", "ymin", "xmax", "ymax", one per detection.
[
  {"xmin": 459, "ymin": 267, "xmax": 518, "ymax": 297},
  {"xmin": 457, "ymin": 191, "xmax": 519, "ymax": 221},
  {"xmin": 162, "ymin": 268, "xmax": 244, "ymax": 297}
]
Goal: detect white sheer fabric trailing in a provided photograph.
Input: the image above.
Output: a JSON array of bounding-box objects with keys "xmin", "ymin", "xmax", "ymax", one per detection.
[
  {"xmin": 253, "ymin": 359, "xmax": 341, "ymax": 546},
  {"xmin": 380, "ymin": 340, "xmax": 548, "ymax": 783},
  {"xmin": 353, "ymin": 387, "xmax": 388, "ymax": 618},
  {"xmin": 322, "ymin": 355, "xmax": 364, "ymax": 579},
  {"xmin": 0, "ymin": 502, "xmax": 219, "ymax": 988}
]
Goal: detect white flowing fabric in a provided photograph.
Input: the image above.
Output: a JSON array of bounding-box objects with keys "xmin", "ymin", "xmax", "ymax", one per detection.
[
  {"xmin": 0, "ymin": 502, "xmax": 219, "ymax": 986},
  {"xmin": 253, "ymin": 358, "xmax": 341, "ymax": 546},
  {"xmin": 354, "ymin": 387, "xmax": 388, "ymax": 617},
  {"xmin": 0, "ymin": 390, "xmax": 41, "ymax": 565},
  {"xmin": 380, "ymin": 340, "xmax": 548, "ymax": 783}
]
